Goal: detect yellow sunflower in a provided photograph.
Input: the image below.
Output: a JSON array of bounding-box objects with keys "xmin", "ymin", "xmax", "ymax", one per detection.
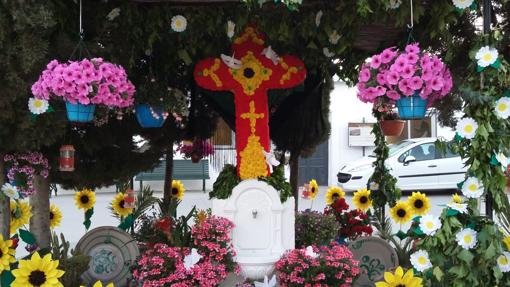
[
  {"xmin": 0, "ymin": 234, "xmax": 16, "ymax": 272},
  {"xmin": 81, "ymin": 281, "xmax": 114, "ymax": 287},
  {"xmin": 451, "ymin": 193, "xmax": 462, "ymax": 204},
  {"xmin": 74, "ymin": 188, "xmax": 96, "ymax": 210},
  {"xmin": 171, "ymin": 180, "xmax": 185, "ymax": 200},
  {"xmin": 10, "ymin": 200, "xmax": 32, "ymax": 234},
  {"xmin": 375, "ymin": 266, "xmax": 423, "ymax": 287},
  {"xmin": 503, "ymin": 236, "xmax": 510, "ymax": 251},
  {"xmin": 49, "ymin": 204, "xmax": 63, "ymax": 229},
  {"xmin": 390, "ymin": 201, "xmax": 413, "ymax": 224},
  {"xmin": 111, "ymin": 193, "xmax": 134, "ymax": 217},
  {"xmin": 325, "ymin": 186, "xmax": 345, "ymax": 205},
  {"xmin": 407, "ymin": 192, "xmax": 430, "ymax": 216},
  {"xmin": 11, "ymin": 252, "xmax": 65, "ymax": 287},
  {"xmin": 308, "ymin": 179, "xmax": 319, "ymax": 200},
  {"xmin": 353, "ymin": 188, "xmax": 373, "ymax": 211}
]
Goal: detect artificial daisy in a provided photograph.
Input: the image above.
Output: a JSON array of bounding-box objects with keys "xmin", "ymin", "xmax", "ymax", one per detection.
[
  {"xmin": 419, "ymin": 214, "xmax": 442, "ymax": 236},
  {"xmin": 49, "ymin": 204, "xmax": 62, "ymax": 229},
  {"xmin": 308, "ymin": 179, "xmax": 319, "ymax": 200},
  {"xmin": 315, "ymin": 10, "xmax": 323, "ymax": 27},
  {"xmin": 11, "ymin": 252, "xmax": 64, "ymax": 287},
  {"xmin": 447, "ymin": 202, "xmax": 468, "ymax": 214},
  {"xmin": 389, "ymin": 0, "xmax": 402, "ymax": 9},
  {"xmin": 227, "ymin": 20, "xmax": 235, "ymax": 39},
  {"xmin": 475, "ymin": 46, "xmax": 498, "ymax": 68},
  {"xmin": 408, "ymin": 192, "xmax": 430, "ymax": 215},
  {"xmin": 461, "ymin": 177, "xmax": 484, "ymax": 199},
  {"xmin": 375, "ymin": 266, "xmax": 423, "ymax": 287},
  {"xmin": 74, "ymin": 188, "xmax": 96, "ymax": 211},
  {"xmin": 410, "ymin": 250, "xmax": 432, "ymax": 272},
  {"xmin": 28, "ymin": 97, "xmax": 49, "ymax": 115},
  {"xmin": 171, "ymin": 15, "xmax": 187, "ymax": 32},
  {"xmin": 171, "ymin": 180, "xmax": 185, "ymax": 200},
  {"xmin": 390, "ymin": 201, "xmax": 413, "ymax": 224},
  {"xmin": 456, "ymin": 117, "xmax": 478, "ymax": 139},
  {"xmin": 496, "ymin": 152, "xmax": 510, "ymax": 171},
  {"xmin": 455, "ymin": 228, "xmax": 478, "ymax": 250},
  {"xmin": 352, "ymin": 188, "xmax": 372, "ymax": 211},
  {"xmin": 10, "ymin": 200, "xmax": 32, "ymax": 234},
  {"xmin": 495, "ymin": 97, "xmax": 510, "ymax": 119},
  {"xmin": 0, "ymin": 234, "xmax": 16, "ymax": 272},
  {"xmin": 325, "ymin": 186, "xmax": 345, "ymax": 205},
  {"xmin": 503, "ymin": 236, "xmax": 510, "ymax": 251},
  {"xmin": 323, "ymin": 47, "xmax": 335, "ymax": 58},
  {"xmin": 497, "ymin": 252, "xmax": 510, "ymax": 273},
  {"xmin": 1, "ymin": 183, "xmax": 19, "ymax": 200},
  {"xmin": 82, "ymin": 281, "xmax": 115, "ymax": 287},
  {"xmin": 451, "ymin": 193, "xmax": 462, "ymax": 204},
  {"xmin": 328, "ymin": 30, "xmax": 341, "ymax": 45},
  {"xmin": 452, "ymin": 0, "xmax": 474, "ymax": 9},
  {"xmin": 111, "ymin": 192, "xmax": 134, "ymax": 217},
  {"xmin": 369, "ymin": 182, "xmax": 380, "ymax": 190}
]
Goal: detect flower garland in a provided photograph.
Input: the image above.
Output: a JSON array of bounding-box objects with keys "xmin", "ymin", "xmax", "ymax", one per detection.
[{"xmin": 3, "ymin": 152, "xmax": 49, "ymax": 197}]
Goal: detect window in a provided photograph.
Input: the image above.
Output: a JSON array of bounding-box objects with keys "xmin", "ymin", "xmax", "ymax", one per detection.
[
  {"xmin": 398, "ymin": 143, "xmax": 438, "ymax": 162},
  {"xmin": 438, "ymin": 146, "xmax": 459, "ymax": 159}
]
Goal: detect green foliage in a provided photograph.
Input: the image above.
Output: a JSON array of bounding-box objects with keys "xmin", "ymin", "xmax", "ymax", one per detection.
[
  {"xmin": 295, "ymin": 210, "xmax": 339, "ymax": 248},
  {"xmin": 258, "ymin": 165, "xmax": 293, "ymax": 202},
  {"xmin": 50, "ymin": 232, "xmax": 91, "ymax": 287}
]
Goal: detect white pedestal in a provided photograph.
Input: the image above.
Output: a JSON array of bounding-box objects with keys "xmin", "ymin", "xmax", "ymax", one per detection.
[{"xmin": 212, "ymin": 179, "xmax": 295, "ymax": 280}]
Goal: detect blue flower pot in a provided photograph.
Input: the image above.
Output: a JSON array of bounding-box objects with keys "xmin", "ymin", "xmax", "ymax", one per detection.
[
  {"xmin": 65, "ymin": 101, "xmax": 95, "ymax": 123},
  {"xmin": 135, "ymin": 104, "xmax": 166, "ymax": 128},
  {"xmin": 396, "ymin": 94, "xmax": 428, "ymax": 120}
]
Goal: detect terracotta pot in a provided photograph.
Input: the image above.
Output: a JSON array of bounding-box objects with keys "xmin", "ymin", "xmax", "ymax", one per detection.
[{"xmin": 380, "ymin": 120, "xmax": 405, "ymax": 136}]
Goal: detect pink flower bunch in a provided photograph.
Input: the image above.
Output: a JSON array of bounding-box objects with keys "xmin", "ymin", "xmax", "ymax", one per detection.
[
  {"xmin": 3, "ymin": 152, "xmax": 49, "ymax": 197},
  {"xmin": 31, "ymin": 58, "xmax": 135, "ymax": 108},
  {"xmin": 275, "ymin": 243, "xmax": 360, "ymax": 287},
  {"xmin": 177, "ymin": 139, "xmax": 215, "ymax": 163},
  {"xmin": 192, "ymin": 215, "xmax": 237, "ymax": 265},
  {"xmin": 357, "ymin": 43, "xmax": 452, "ymax": 104}
]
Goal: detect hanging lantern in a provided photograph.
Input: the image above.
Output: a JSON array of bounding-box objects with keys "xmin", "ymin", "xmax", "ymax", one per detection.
[
  {"xmin": 124, "ymin": 189, "xmax": 136, "ymax": 209},
  {"xmin": 59, "ymin": 145, "xmax": 75, "ymax": 172}
]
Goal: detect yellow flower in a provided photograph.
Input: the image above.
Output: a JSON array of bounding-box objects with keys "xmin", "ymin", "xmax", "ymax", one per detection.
[
  {"xmin": 12, "ymin": 252, "xmax": 65, "ymax": 287},
  {"xmin": 375, "ymin": 266, "xmax": 423, "ymax": 287},
  {"xmin": 353, "ymin": 188, "xmax": 372, "ymax": 211},
  {"xmin": 0, "ymin": 234, "xmax": 16, "ymax": 272},
  {"xmin": 452, "ymin": 193, "xmax": 462, "ymax": 204},
  {"xmin": 197, "ymin": 210, "xmax": 208, "ymax": 224},
  {"xmin": 74, "ymin": 188, "xmax": 96, "ymax": 210},
  {"xmin": 407, "ymin": 192, "xmax": 430, "ymax": 216},
  {"xmin": 81, "ymin": 281, "xmax": 114, "ymax": 287},
  {"xmin": 171, "ymin": 180, "xmax": 185, "ymax": 200},
  {"xmin": 10, "ymin": 200, "xmax": 32, "ymax": 234},
  {"xmin": 325, "ymin": 186, "xmax": 345, "ymax": 205},
  {"xmin": 503, "ymin": 236, "xmax": 510, "ymax": 251},
  {"xmin": 49, "ymin": 204, "xmax": 62, "ymax": 229},
  {"xmin": 308, "ymin": 179, "xmax": 319, "ymax": 200},
  {"xmin": 390, "ymin": 201, "xmax": 413, "ymax": 224},
  {"xmin": 111, "ymin": 193, "xmax": 134, "ymax": 217}
]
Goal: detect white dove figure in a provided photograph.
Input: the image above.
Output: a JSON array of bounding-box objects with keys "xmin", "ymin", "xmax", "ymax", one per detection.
[
  {"xmin": 183, "ymin": 248, "xmax": 203, "ymax": 271},
  {"xmin": 263, "ymin": 150, "xmax": 280, "ymax": 170},
  {"xmin": 261, "ymin": 46, "xmax": 280, "ymax": 65},
  {"xmin": 221, "ymin": 53, "xmax": 242, "ymax": 69},
  {"xmin": 305, "ymin": 246, "xmax": 319, "ymax": 259},
  {"xmin": 254, "ymin": 275, "xmax": 277, "ymax": 287}
]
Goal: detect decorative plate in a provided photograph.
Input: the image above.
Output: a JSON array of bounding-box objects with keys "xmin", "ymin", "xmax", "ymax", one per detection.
[
  {"xmin": 76, "ymin": 226, "xmax": 139, "ymax": 287},
  {"xmin": 348, "ymin": 236, "xmax": 399, "ymax": 287}
]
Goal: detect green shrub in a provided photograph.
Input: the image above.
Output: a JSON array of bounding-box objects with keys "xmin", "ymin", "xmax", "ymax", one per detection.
[{"xmin": 295, "ymin": 210, "xmax": 339, "ymax": 248}]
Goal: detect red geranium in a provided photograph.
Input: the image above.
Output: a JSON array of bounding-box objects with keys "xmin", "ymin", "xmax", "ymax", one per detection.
[{"xmin": 325, "ymin": 198, "xmax": 373, "ymax": 241}]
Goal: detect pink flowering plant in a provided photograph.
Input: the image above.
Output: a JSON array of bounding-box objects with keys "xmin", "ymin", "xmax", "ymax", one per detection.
[
  {"xmin": 177, "ymin": 139, "xmax": 215, "ymax": 163},
  {"xmin": 357, "ymin": 43, "xmax": 452, "ymax": 104},
  {"xmin": 31, "ymin": 58, "xmax": 135, "ymax": 108},
  {"xmin": 275, "ymin": 243, "xmax": 360, "ymax": 287},
  {"xmin": 3, "ymin": 152, "xmax": 49, "ymax": 197}
]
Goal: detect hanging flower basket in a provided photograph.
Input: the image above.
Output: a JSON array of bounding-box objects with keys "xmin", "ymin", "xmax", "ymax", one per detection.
[
  {"xmin": 396, "ymin": 93, "xmax": 428, "ymax": 120},
  {"xmin": 135, "ymin": 104, "xmax": 166, "ymax": 128},
  {"xmin": 65, "ymin": 101, "xmax": 95, "ymax": 123},
  {"xmin": 380, "ymin": 119, "xmax": 406, "ymax": 136}
]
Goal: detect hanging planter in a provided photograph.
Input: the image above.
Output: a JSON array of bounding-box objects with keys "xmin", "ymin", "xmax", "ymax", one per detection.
[
  {"xmin": 396, "ymin": 93, "xmax": 428, "ymax": 120},
  {"xmin": 380, "ymin": 119, "xmax": 405, "ymax": 136},
  {"xmin": 135, "ymin": 104, "xmax": 166, "ymax": 128},
  {"xmin": 65, "ymin": 101, "xmax": 95, "ymax": 123}
]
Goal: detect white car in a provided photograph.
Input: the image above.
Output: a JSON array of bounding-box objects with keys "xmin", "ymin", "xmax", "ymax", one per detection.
[{"xmin": 337, "ymin": 138, "xmax": 467, "ymax": 192}]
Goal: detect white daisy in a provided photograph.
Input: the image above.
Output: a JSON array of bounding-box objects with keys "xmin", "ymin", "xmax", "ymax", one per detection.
[
  {"xmin": 28, "ymin": 97, "xmax": 49, "ymax": 115},
  {"xmin": 456, "ymin": 117, "xmax": 478, "ymax": 139},
  {"xmin": 497, "ymin": 251, "xmax": 510, "ymax": 273},
  {"xmin": 227, "ymin": 20, "xmax": 235, "ymax": 39},
  {"xmin": 369, "ymin": 182, "xmax": 379, "ymax": 191},
  {"xmin": 447, "ymin": 202, "xmax": 468, "ymax": 214},
  {"xmin": 389, "ymin": 0, "xmax": 402, "ymax": 9},
  {"xmin": 329, "ymin": 30, "xmax": 341, "ymax": 45},
  {"xmin": 410, "ymin": 250, "xmax": 432, "ymax": 272},
  {"xmin": 419, "ymin": 214, "xmax": 442, "ymax": 236},
  {"xmin": 1, "ymin": 183, "xmax": 19, "ymax": 200},
  {"xmin": 461, "ymin": 177, "xmax": 484, "ymax": 199},
  {"xmin": 171, "ymin": 15, "xmax": 187, "ymax": 32},
  {"xmin": 496, "ymin": 152, "xmax": 510, "ymax": 171},
  {"xmin": 452, "ymin": 0, "xmax": 474, "ymax": 9},
  {"xmin": 494, "ymin": 97, "xmax": 510, "ymax": 119},
  {"xmin": 455, "ymin": 228, "xmax": 478, "ymax": 250},
  {"xmin": 315, "ymin": 10, "xmax": 323, "ymax": 27},
  {"xmin": 475, "ymin": 46, "xmax": 498, "ymax": 67},
  {"xmin": 323, "ymin": 47, "xmax": 335, "ymax": 58}
]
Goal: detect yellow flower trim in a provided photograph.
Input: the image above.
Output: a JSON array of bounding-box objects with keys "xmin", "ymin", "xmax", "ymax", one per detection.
[
  {"xmin": 12, "ymin": 252, "xmax": 65, "ymax": 287},
  {"xmin": 49, "ymin": 204, "xmax": 63, "ymax": 229},
  {"xmin": 0, "ymin": 234, "xmax": 16, "ymax": 272},
  {"xmin": 239, "ymin": 134, "xmax": 267, "ymax": 179},
  {"xmin": 230, "ymin": 52, "xmax": 272, "ymax": 96},
  {"xmin": 241, "ymin": 100, "xmax": 264, "ymax": 134},
  {"xmin": 111, "ymin": 193, "xmax": 134, "ymax": 217},
  {"xmin": 233, "ymin": 27, "xmax": 265, "ymax": 46},
  {"xmin": 279, "ymin": 58, "xmax": 299, "ymax": 85},
  {"xmin": 202, "ymin": 58, "xmax": 223, "ymax": 87},
  {"xmin": 325, "ymin": 186, "xmax": 345, "ymax": 205},
  {"xmin": 10, "ymin": 200, "xmax": 32, "ymax": 235}
]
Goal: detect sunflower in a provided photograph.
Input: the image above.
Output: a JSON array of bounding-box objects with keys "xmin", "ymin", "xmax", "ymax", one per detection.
[
  {"xmin": 11, "ymin": 252, "xmax": 65, "ymax": 287},
  {"xmin": 451, "ymin": 193, "xmax": 462, "ymax": 204},
  {"xmin": 325, "ymin": 186, "xmax": 345, "ymax": 205},
  {"xmin": 503, "ymin": 236, "xmax": 510, "ymax": 251},
  {"xmin": 390, "ymin": 201, "xmax": 413, "ymax": 224},
  {"xmin": 171, "ymin": 180, "xmax": 185, "ymax": 200},
  {"xmin": 308, "ymin": 179, "xmax": 319, "ymax": 200},
  {"xmin": 81, "ymin": 281, "xmax": 114, "ymax": 287},
  {"xmin": 0, "ymin": 234, "xmax": 16, "ymax": 272},
  {"xmin": 49, "ymin": 204, "xmax": 62, "ymax": 229},
  {"xmin": 353, "ymin": 188, "xmax": 372, "ymax": 211},
  {"xmin": 375, "ymin": 266, "xmax": 423, "ymax": 287},
  {"xmin": 407, "ymin": 192, "xmax": 430, "ymax": 216},
  {"xmin": 10, "ymin": 200, "xmax": 32, "ymax": 234},
  {"xmin": 74, "ymin": 188, "xmax": 96, "ymax": 210},
  {"xmin": 111, "ymin": 193, "xmax": 134, "ymax": 217}
]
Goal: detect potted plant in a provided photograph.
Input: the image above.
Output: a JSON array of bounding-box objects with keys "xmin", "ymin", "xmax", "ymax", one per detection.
[
  {"xmin": 177, "ymin": 139, "xmax": 214, "ymax": 163},
  {"xmin": 357, "ymin": 43, "xmax": 453, "ymax": 119},
  {"xmin": 380, "ymin": 111, "xmax": 405, "ymax": 136},
  {"xmin": 31, "ymin": 58, "xmax": 135, "ymax": 122}
]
